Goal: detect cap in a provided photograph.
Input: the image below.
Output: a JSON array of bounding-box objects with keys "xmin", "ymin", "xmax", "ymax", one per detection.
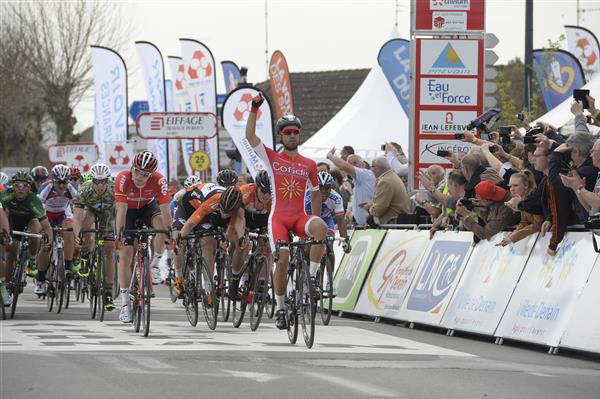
[{"xmin": 475, "ymin": 180, "xmax": 506, "ymax": 202}]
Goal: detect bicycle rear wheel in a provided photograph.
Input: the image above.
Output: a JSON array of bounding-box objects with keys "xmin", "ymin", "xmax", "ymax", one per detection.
[
  {"xmin": 231, "ymin": 272, "xmax": 247, "ymax": 328},
  {"xmin": 131, "ymin": 255, "xmax": 142, "ymax": 333},
  {"xmin": 56, "ymin": 250, "xmax": 65, "ymax": 314},
  {"xmin": 286, "ymin": 268, "xmax": 298, "ymax": 344},
  {"xmin": 184, "ymin": 262, "xmax": 198, "ymax": 326},
  {"xmin": 142, "ymin": 255, "xmax": 152, "ymax": 336},
  {"xmin": 98, "ymin": 253, "xmax": 106, "ymax": 322},
  {"xmin": 166, "ymin": 260, "xmax": 177, "ymax": 303},
  {"xmin": 298, "ymin": 262, "xmax": 316, "ymax": 348},
  {"xmin": 199, "ymin": 257, "xmax": 217, "ymax": 330},
  {"xmin": 266, "ymin": 269, "xmax": 275, "ymax": 319},
  {"xmin": 218, "ymin": 253, "xmax": 231, "ymax": 322},
  {"xmin": 46, "ymin": 261, "xmax": 56, "ymax": 313},
  {"xmin": 319, "ymin": 257, "xmax": 334, "ymax": 326},
  {"xmin": 88, "ymin": 251, "xmax": 98, "ymax": 319},
  {"xmin": 10, "ymin": 251, "xmax": 27, "ymax": 319},
  {"xmin": 249, "ymin": 257, "xmax": 268, "ymax": 331}
]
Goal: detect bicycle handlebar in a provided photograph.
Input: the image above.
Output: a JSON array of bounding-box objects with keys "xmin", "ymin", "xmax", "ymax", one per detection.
[
  {"xmin": 11, "ymin": 231, "xmax": 43, "ymax": 239},
  {"xmin": 123, "ymin": 229, "xmax": 170, "ymax": 236}
]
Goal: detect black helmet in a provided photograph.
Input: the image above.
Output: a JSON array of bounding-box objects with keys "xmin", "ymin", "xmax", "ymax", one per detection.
[
  {"xmin": 12, "ymin": 170, "xmax": 34, "ymax": 185},
  {"xmin": 219, "ymin": 186, "xmax": 242, "ymax": 213},
  {"xmin": 275, "ymin": 114, "xmax": 302, "ymax": 133},
  {"xmin": 255, "ymin": 170, "xmax": 271, "ymax": 193},
  {"xmin": 217, "ymin": 169, "xmax": 238, "ymax": 187},
  {"xmin": 31, "ymin": 166, "xmax": 49, "ymax": 181}
]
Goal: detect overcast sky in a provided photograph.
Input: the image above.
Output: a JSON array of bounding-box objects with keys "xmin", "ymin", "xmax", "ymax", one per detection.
[{"xmin": 74, "ymin": 0, "xmax": 599, "ymax": 131}]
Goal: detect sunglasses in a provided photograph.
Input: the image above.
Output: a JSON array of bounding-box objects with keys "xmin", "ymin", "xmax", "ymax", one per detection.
[
  {"xmin": 93, "ymin": 178, "xmax": 108, "ymax": 185},
  {"xmin": 14, "ymin": 182, "xmax": 30, "ymax": 190},
  {"xmin": 133, "ymin": 168, "xmax": 151, "ymax": 177},
  {"xmin": 281, "ymin": 129, "xmax": 300, "ymax": 136},
  {"xmin": 320, "ymin": 185, "xmax": 332, "ymax": 191},
  {"xmin": 54, "ymin": 179, "xmax": 68, "ymax": 185}
]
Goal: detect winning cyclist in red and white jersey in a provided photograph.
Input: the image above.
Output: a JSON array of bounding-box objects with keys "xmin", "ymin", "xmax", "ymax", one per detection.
[
  {"xmin": 246, "ymin": 93, "xmax": 328, "ymax": 330},
  {"xmin": 114, "ymin": 151, "xmax": 172, "ymax": 323}
]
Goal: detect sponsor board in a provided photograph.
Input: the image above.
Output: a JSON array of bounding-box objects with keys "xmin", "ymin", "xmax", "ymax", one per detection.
[
  {"xmin": 441, "ymin": 233, "xmax": 537, "ymax": 334},
  {"xmin": 333, "ymin": 229, "xmax": 386, "ymax": 312},
  {"xmin": 430, "ymin": 0, "xmax": 471, "ymax": 10},
  {"xmin": 495, "ymin": 232, "xmax": 597, "ymax": 347},
  {"xmin": 48, "ymin": 143, "xmax": 99, "ymax": 172},
  {"xmin": 420, "ymin": 40, "xmax": 479, "ymax": 75},
  {"xmin": 560, "ymin": 255, "xmax": 600, "ymax": 354},
  {"xmin": 419, "ymin": 110, "xmax": 477, "ymax": 134},
  {"xmin": 415, "ymin": 0, "xmax": 484, "ymax": 32},
  {"xmin": 399, "ymin": 231, "xmax": 474, "ymax": 326},
  {"xmin": 418, "ymin": 139, "xmax": 472, "ymax": 164},
  {"xmin": 137, "ymin": 112, "xmax": 218, "ymax": 139},
  {"xmin": 354, "ymin": 231, "xmax": 430, "ymax": 318},
  {"xmin": 432, "ymin": 12, "xmax": 467, "ymax": 31},
  {"xmin": 420, "ymin": 77, "xmax": 478, "ymax": 106}
]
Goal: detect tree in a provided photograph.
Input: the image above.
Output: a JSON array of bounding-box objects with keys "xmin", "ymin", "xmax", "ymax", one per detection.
[{"xmin": 1, "ymin": 1, "xmax": 127, "ymax": 149}]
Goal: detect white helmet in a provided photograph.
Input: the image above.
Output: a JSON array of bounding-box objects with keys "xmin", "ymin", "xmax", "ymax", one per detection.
[
  {"xmin": 0, "ymin": 172, "xmax": 8, "ymax": 185},
  {"xmin": 51, "ymin": 164, "xmax": 71, "ymax": 181},
  {"xmin": 184, "ymin": 175, "xmax": 201, "ymax": 189},
  {"xmin": 89, "ymin": 163, "xmax": 111, "ymax": 180}
]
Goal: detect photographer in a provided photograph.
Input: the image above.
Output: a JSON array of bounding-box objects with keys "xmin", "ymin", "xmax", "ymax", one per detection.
[
  {"xmin": 461, "ymin": 153, "xmax": 503, "ymax": 198},
  {"xmin": 430, "ymin": 171, "xmax": 468, "ymax": 237},
  {"xmin": 455, "ymin": 180, "xmax": 519, "ymax": 242}
]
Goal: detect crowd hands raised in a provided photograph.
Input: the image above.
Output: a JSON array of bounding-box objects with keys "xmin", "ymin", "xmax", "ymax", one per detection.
[{"xmin": 323, "ymin": 94, "xmax": 600, "ymax": 257}]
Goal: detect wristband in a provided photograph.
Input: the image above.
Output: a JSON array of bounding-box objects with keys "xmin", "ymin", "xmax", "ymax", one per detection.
[{"xmin": 251, "ymin": 106, "xmax": 260, "ymax": 113}]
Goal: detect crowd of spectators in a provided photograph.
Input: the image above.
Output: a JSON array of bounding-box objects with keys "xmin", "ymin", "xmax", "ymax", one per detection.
[{"xmin": 318, "ymin": 94, "xmax": 600, "ymax": 256}]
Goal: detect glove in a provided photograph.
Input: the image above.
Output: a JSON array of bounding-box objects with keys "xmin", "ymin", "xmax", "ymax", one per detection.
[{"xmin": 251, "ymin": 94, "xmax": 264, "ymax": 112}]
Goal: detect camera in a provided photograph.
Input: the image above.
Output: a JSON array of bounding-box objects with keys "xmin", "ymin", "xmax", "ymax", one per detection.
[
  {"xmin": 458, "ymin": 197, "xmax": 476, "ymax": 211},
  {"xmin": 454, "ymin": 133, "xmax": 465, "ymax": 140},
  {"xmin": 381, "ymin": 144, "xmax": 386, "ymax": 151},
  {"xmin": 499, "ymin": 126, "xmax": 512, "ymax": 144},
  {"xmin": 516, "ymin": 112, "xmax": 525, "ymax": 121},
  {"xmin": 585, "ymin": 215, "xmax": 600, "ymax": 230},
  {"xmin": 466, "ymin": 108, "xmax": 501, "ymax": 132},
  {"xmin": 436, "ymin": 149, "xmax": 450, "ymax": 157},
  {"xmin": 523, "ymin": 135, "xmax": 536, "ymax": 144},
  {"xmin": 526, "ymin": 126, "xmax": 544, "ymax": 136}
]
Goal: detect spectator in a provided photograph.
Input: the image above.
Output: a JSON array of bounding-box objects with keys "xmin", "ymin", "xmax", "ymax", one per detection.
[
  {"xmin": 549, "ymin": 132, "xmax": 599, "ymax": 223},
  {"xmin": 383, "ymin": 142, "xmax": 408, "ymax": 177},
  {"xmin": 330, "ymin": 168, "xmax": 350, "ymax": 211},
  {"xmin": 498, "ymin": 170, "xmax": 544, "ymax": 246},
  {"xmin": 415, "ymin": 165, "xmax": 446, "ymax": 219},
  {"xmin": 560, "ymin": 138, "xmax": 600, "ymax": 219},
  {"xmin": 461, "ymin": 153, "xmax": 502, "ymax": 198},
  {"xmin": 317, "ymin": 162, "xmax": 331, "ymax": 173},
  {"xmin": 327, "ymin": 148, "xmax": 375, "ymax": 226},
  {"xmin": 359, "ymin": 156, "xmax": 410, "ymax": 225},
  {"xmin": 456, "ymin": 180, "xmax": 520, "ymax": 242},
  {"xmin": 571, "ymin": 99, "xmax": 592, "ymax": 134},
  {"xmin": 430, "ymin": 170, "xmax": 468, "ymax": 235},
  {"xmin": 340, "ymin": 146, "xmax": 355, "ymax": 161}
]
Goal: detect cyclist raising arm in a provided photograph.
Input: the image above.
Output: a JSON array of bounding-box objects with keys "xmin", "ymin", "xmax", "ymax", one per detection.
[{"xmin": 246, "ymin": 93, "xmax": 328, "ymax": 330}]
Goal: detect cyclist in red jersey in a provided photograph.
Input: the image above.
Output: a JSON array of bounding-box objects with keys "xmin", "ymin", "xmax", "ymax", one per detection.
[
  {"xmin": 114, "ymin": 151, "xmax": 172, "ymax": 323},
  {"xmin": 246, "ymin": 93, "xmax": 328, "ymax": 330}
]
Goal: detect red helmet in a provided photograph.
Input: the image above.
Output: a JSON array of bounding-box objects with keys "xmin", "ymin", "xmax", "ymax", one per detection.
[
  {"xmin": 133, "ymin": 151, "xmax": 158, "ymax": 173},
  {"xmin": 70, "ymin": 167, "xmax": 82, "ymax": 179}
]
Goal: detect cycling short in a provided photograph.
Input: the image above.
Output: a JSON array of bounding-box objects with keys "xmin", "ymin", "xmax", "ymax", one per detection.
[
  {"xmin": 245, "ymin": 210, "xmax": 269, "ymax": 232},
  {"xmin": 124, "ymin": 200, "xmax": 161, "ymax": 246},
  {"xmin": 268, "ymin": 212, "xmax": 320, "ymax": 251},
  {"xmin": 47, "ymin": 208, "xmax": 73, "ymax": 228},
  {"xmin": 172, "ymin": 204, "xmax": 228, "ymax": 232}
]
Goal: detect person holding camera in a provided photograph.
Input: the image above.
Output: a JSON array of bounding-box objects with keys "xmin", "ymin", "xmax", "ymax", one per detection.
[
  {"xmin": 461, "ymin": 153, "xmax": 503, "ymax": 198},
  {"xmin": 455, "ymin": 180, "xmax": 519, "ymax": 242},
  {"xmin": 430, "ymin": 171, "xmax": 468, "ymax": 237}
]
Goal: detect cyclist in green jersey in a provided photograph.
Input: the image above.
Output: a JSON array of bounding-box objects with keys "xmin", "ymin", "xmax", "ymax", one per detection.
[
  {"xmin": 72, "ymin": 164, "xmax": 116, "ymax": 311},
  {"xmin": 0, "ymin": 171, "xmax": 53, "ymax": 297}
]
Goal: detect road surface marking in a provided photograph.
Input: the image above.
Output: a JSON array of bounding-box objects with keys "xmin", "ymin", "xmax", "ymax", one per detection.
[{"xmin": 303, "ymin": 371, "xmax": 400, "ymax": 397}]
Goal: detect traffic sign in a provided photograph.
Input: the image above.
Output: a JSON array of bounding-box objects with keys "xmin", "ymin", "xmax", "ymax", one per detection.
[
  {"xmin": 137, "ymin": 112, "xmax": 218, "ymax": 139},
  {"xmin": 485, "ymin": 33, "xmax": 499, "ymax": 49},
  {"xmin": 189, "ymin": 151, "xmax": 210, "ymax": 172},
  {"xmin": 129, "ymin": 101, "xmax": 149, "ymax": 123}
]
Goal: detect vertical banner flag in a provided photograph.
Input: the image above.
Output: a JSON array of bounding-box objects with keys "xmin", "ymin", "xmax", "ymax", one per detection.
[
  {"xmin": 180, "ymin": 39, "xmax": 219, "ymax": 181},
  {"xmin": 135, "ymin": 41, "xmax": 168, "ymax": 179},
  {"xmin": 378, "ymin": 39, "xmax": 411, "ymax": 116},
  {"xmin": 268, "ymin": 50, "xmax": 294, "ymax": 119},
  {"xmin": 222, "ymin": 86, "xmax": 274, "ymax": 177},
  {"xmin": 168, "ymin": 56, "xmax": 194, "ymax": 176},
  {"xmin": 564, "ymin": 25, "xmax": 600, "ymax": 80},
  {"xmin": 165, "ymin": 79, "xmax": 179, "ymax": 180},
  {"xmin": 221, "ymin": 61, "xmax": 242, "ymax": 94},
  {"xmin": 532, "ymin": 49, "xmax": 586, "ymax": 112},
  {"xmin": 90, "ymin": 45, "xmax": 128, "ymax": 163}
]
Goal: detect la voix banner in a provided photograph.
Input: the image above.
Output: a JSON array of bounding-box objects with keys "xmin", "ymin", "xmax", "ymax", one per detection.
[
  {"xmin": 398, "ymin": 231, "xmax": 474, "ymax": 326},
  {"xmin": 168, "ymin": 55, "xmax": 194, "ymax": 176},
  {"xmin": 135, "ymin": 41, "xmax": 169, "ymax": 179},
  {"xmin": 90, "ymin": 45, "xmax": 128, "ymax": 163},
  {"xmin": 441, "ymin": 233, "xmax": 537, "ymax": 335},
  {"xmin": 378, "ymin": 39, "xmax": 411, "ymax": 116},
  {"xmin": 180, "ymin": 39, "xmax": 219, "ymax": 181},
  {"xmin": 532, "ymin": 49, "xmax": 586, "ymax": 112},
  {"xmin": 269, "ymin": 50, "xmax": 294, "ymax": 119},
  {"xmin": 564, "ymin": 25, "xmax": 600, "ymax": 79},
  {"xmin": 354, "ymin": 230, "xmax": 429, "ymax": 318},
  {"xmin": 495, "ymin": 232, "xmax": 598, "ymax": 347},
  {"xmin": 222, "ymin": 86, "xmax": 274, "ymax": 178},
  {"xmin": 221, "ymin": 61, "xmax": 242, "ymax": 94},
  {"xmin": 333, "ymin": 229, "xmax": 386, "ymax": 313}
]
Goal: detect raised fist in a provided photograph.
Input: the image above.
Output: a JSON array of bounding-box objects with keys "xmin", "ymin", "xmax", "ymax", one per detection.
[{"xmin": 251, "ymin": 94, "xmax": 264, "ymax": 109}]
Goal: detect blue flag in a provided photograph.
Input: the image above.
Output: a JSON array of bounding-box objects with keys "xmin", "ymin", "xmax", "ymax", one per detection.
[
  {"xmin": 378, "ymin": 39, "xmax": 411, "ymax": 116},
  {"xmin": 532, "ymin": 49, "xmax": 586, "ymax": 111},
  {"xmin": 221, "ymin": 61, "xmax": 241, "ymax": 94}
]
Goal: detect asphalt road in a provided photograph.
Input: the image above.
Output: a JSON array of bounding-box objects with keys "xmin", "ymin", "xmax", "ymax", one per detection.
[{"xmin": 2, "ymin": 282, "xmax": 599, "ymax": 399}]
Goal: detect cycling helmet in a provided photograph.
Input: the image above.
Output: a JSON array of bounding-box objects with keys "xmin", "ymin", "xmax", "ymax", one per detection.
[
  {"xmin": 0, "ymin": 172, "xmax": 8, "ymax": 185},
  {"xmin": 275, "ymin": 114, "xmax": 302, "ymax": 133},
  {"xmin": 317, "ymin": 171, "xmax": 334, "ymax": 187},
  {"xmin": 12, "ymin": 170, "xmax": 34, "ymax": 185},
  {"xmin": 255, "ymin": 170, "xmax": 271, "ymax": 192},
  {"xmin": 219, "ymin": 186, "xmax": 242, "ymax": 213},
  {"xmin": 51, "ymin": 164, "xmax": 71, "ymax": 181},
  {"xmin": 70, "ymin": 167, "xmax": 82, "ymax": 180},
  {"xmin": 217, "ymin": 169, "xmax": 238, "ymax": 187},
  {"xmin": 184, "ymin": 175, "xmax": 201, "ymax": 189},
  {"xmin": 31, "ymin": 166, "xmax": 49, "ymax": 181},
  {"xmin": 89, "ymin": 163, "xmax": 111, "ymax": 180},
  {"xmin": 133, "ymin": 151, "xmax": 158, "ymax": 173}
]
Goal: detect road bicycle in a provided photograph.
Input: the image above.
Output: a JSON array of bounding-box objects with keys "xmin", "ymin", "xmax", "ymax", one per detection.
[
  {"xmin": 5, "ymin": 230, "xmax": 42, "ymax": 319},
  {"xmin": 315, "ymin": 236, "xmax": 350, "ymax": 325},
  {"xmin": 45, "ymin": 227, "xmax": 73, "ymax": 313}
]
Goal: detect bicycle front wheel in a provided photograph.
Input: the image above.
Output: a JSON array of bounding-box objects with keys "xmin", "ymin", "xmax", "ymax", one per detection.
[
  {"xmin": 131, "ymin": 256, "xmax": 142, "ymax": 333},
  {"xmin": 199, "ymin": 257, "xmax": 217, "ymax": 330},
  {"xmin": 286, "ymin": 268, "xmax": 298, "ymax": 344},
  {"xmin": 142, "ymin": 256, "xmax": 152, "ymax": 337},
  {"xmin": 184, "ymin": 262, "xmax": 198, "ymax": 326},
  {"xmin": 10, "ymin": 249, "xmax": 27, "ymax": 319},
  {"xmin": 98, "ymin": 252, "xmax": 106, "ymax": 322},
  {"xmin": 88, "ymin": 251, "xmax": 98, "ymax": 319},
  {"xmin": 249, "ymin": 257, "xmax": 268, "ymax": 331},
  {"xmin": 319, "ymin": 256, "xmax": 334, "ymax": 326},
  {"xmin": 266, "ymin": 269, "xmax": 275, "ymax": 319},
  {"xmin": 218, "ymin": 253, "xmax": 231, "ymax": 322},
  {"xmin": 56, "ymin": 250, "xmax": 65, "ymax": 314},
  {"xmin": 298, "ymin": 262, "xmax": 316, "ymax": 349}
]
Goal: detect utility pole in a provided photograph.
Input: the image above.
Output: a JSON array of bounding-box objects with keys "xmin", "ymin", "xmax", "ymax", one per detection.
[
  {"xmin": 524, "ymin": 0, "xmax": 533, "ymax": 112},
  {"xmin": 265, "ymin": 0, "xmax": 269, "ymax": 81}
]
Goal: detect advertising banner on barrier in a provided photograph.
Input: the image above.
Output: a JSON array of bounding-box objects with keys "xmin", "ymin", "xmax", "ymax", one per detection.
[
  {"xmin": 354, "ymin": 230, "xmax": 430, "ymax": 318},
  {"xmin": 560, "ymin": 255, "xmax": 600, "ymax": 354},
  {"xmin": 332, "ymin": 229, "xmax": 386, "ymax": 313},
  {"xmin": 398, "ymin": 231, "xmax": 474, "ymax": 325},
  {"xmin": 495, "ymin": 232, "xmax": 598, "ymax": 347},
  {"xmin": 441, "ymin": 233, "xmax": 538, "ymax": 334}
]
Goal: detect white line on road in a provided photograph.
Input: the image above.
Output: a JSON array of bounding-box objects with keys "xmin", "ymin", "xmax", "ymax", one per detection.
[
  {"xmin": 221, "ymin": 370, "xmax": 281, "ymax": 383},
  {"xmin": 303, "ymin": 371, "xmax": 401, "ymax": 398},
  {"xmin": 129, "ymin": 356, "xmax": 177, "ymax": 369},
  {"xmin": 527, "ymin": 372, "xmax": 553, "ymax": 377}
]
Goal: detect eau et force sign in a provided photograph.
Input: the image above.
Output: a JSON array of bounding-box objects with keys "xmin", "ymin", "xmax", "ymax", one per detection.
[
  {"xmin": 420, "ymin": 78, "xmax": 478, "ymax": 106},
  {"xmin": 136, "ymin": 112, "xmax": 218, "ymax": 139}
]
